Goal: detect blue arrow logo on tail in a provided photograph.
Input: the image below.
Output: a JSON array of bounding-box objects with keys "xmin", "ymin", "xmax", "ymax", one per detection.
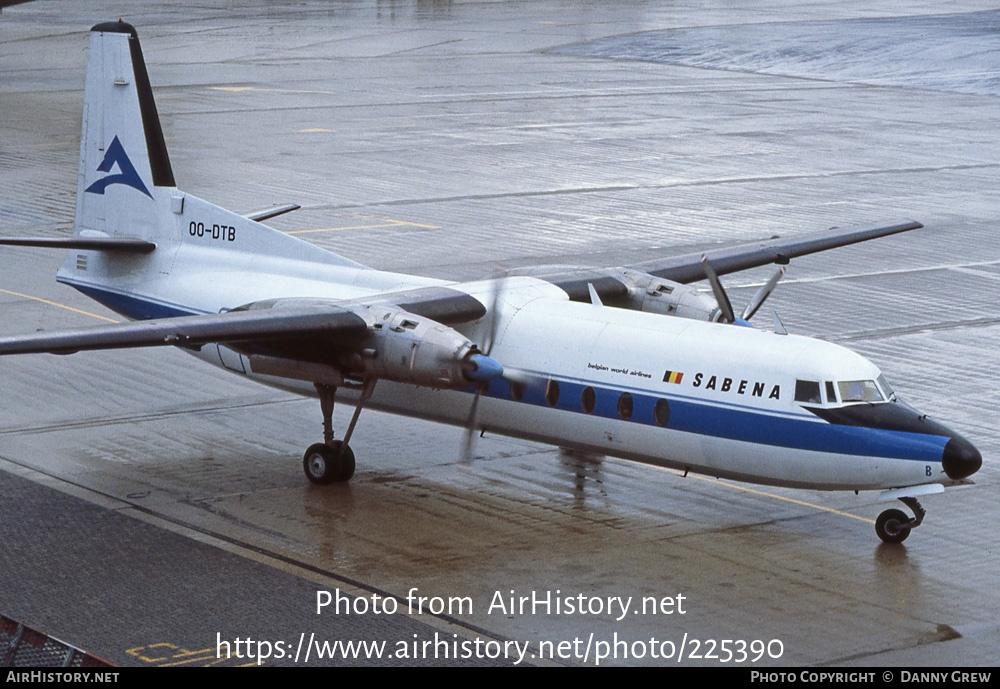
[{"xmin": 84, "ymin": 136, "xmax": 152, "ymax": 198}]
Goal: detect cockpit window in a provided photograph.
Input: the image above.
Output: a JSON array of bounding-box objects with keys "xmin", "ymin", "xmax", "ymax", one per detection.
[
  {"xmin": 795, "ymin": 380, "xmax": 821, "ymax": 404},
  {"xmin": 877, "ymin": 374, "xmax": 895, "ymax": 400},
  {"xmin": 837, "ymin": 379, "xmax": 884, "ymax": 403}
]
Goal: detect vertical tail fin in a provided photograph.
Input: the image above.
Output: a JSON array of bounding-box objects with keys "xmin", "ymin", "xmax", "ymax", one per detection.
[
  {"xmin": 70, "ymin": 21, "xmax": 362, "ymax": 270},
  {"xmin": 76, "ymin": 21, "xmax": 174, "ymax": 236}
]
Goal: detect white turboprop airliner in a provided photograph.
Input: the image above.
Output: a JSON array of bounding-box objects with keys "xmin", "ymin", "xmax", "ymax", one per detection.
[{"xmin": 0, "ymin": 22, "xmax": 982, "ymax": 544}]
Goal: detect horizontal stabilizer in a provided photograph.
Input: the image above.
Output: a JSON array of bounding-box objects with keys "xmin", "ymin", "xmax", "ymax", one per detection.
[
  {"xmin": 245, "ymin": 204, "xmax": 301, "ymax": 222},
  {"xmin": 0, "ymin": 237, "xmax": 156, "ymax": 253}
]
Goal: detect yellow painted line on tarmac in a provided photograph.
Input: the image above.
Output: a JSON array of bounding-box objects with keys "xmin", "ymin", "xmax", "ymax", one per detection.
[
  {"xmin": 160, "ymin": 648, "xmax": 253, "ymax": 667},
  {"xmin": 655, "ymin": 465, "xmax": 875, "ymax": 524},
  {"xmin": 694, "ymin": 475, "xmax": 875, "ymax": 524},
  {"xmin": 128, "ymin": 642, "xmax": 258, "ymax": 667},
  {"xmin": 209, "ymin": 85, "xmax": 336, "ymax": 95},
  {"xmin": 288, "ymin": 216, "xmax": 439, "ymax": 235},
  {"xmin": 289, "ymin": 222, "xmax": 404, "ymax": 235},
  {"xmin": 158, "ymin": 648, "xmax": 217, "ymax": 667},
  {"xmin": 0, "ymin": 288, "xmax": 120, "ymax": 323},
  {"xmin": 380, "ymin": 217, "xmax": 439, "ymax": 230}
]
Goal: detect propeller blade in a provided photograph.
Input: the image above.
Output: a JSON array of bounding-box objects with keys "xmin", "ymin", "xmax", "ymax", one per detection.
[
  {"xmin": 462, "ymin": 275, "xmax": 507, "ymax": 461},
  {"xmin": 481, "ymin": 275, "xmax": 506, "ymax": 355},
  {"xmin": 741, "ymin": 266, "xmax": 786, "ymax": 321},
  {"xmin": 701, "ymin": 255, "xmax": 735, "ymax": 323},
  {"xmin": 462, "ymin": 386, "xmax": 483, "ymax": 462}
]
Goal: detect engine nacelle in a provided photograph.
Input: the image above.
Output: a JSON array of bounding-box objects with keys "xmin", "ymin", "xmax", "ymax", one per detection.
[
  {"xmin": 617, "ymin": 269, "xmax": 721, "ymax": 322},
  {"xmin": 357, "ymin": 307, "xmax": 489, "ymax": 388},
  {"xmin": 498, "ymin": 266, "xmax": 722, "ymax": 323},
  {"xmin": 237, "ymin": 298, "xmax": 500, "ymax": 389}
]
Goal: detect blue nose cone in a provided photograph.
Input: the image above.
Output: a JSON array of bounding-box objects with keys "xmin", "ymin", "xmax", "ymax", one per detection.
[
  {"xmin": 942, "ymin": 435, "xmax": 982, "ymax": 480},
  {"xmin": 467, "ymin": 353, "xmax": 504, "ymax": 381}
]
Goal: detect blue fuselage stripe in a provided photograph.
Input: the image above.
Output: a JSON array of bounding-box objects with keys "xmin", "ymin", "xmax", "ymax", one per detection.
[
  {"xmin": 60, "ymin": 279, "xmax": 201, "ymax": 319},
  {"xmin": 483, "ymin": 377, "xmax": 948, "ymax": 463}
]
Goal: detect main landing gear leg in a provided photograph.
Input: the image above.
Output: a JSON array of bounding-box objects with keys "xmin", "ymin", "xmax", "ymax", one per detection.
[
  {"xmin": 875, "ymin": 497, "xmax": 927, "ymax": 544},
  {"xmin": 302, "ymin": 380, "xmax": 375, "ymax": 485}
]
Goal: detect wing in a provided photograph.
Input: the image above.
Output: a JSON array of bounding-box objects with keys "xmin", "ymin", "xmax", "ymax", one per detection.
[
  {"xmin": 630, "ymin": 220, "xmax": 922, "ymax": 283},
  {"xmin": 0, "ymin": 285, "xmax": 487, "ymax": 357},
  {"xmin": 0, "ymin": 306, "xmax": 367, "ymax": 355},
  {"xmin": 528, "ymin": 220, "xmax": 922, "ymax": 301},
  {"xmin": 0, "ymin": 285, "xmax": 502, "ymax": 393}
]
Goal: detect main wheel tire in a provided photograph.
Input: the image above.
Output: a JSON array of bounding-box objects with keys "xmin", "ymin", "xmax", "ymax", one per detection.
[
  {"xmin": 303, "ymin": 441, "xmax": 356, "ymax": 484},
  {"xmin": 875, "ymin": 508, "xmax": 911, "ymax": 544}
]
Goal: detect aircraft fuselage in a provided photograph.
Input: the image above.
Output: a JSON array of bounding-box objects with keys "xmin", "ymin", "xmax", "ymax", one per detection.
[{"xmin": 57, "ymin": 261, "xmax": 981, "ymax": 492}]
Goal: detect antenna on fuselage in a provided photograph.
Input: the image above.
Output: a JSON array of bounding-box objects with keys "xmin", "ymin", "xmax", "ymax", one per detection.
[{"xmin": 772, "ymin": 311, "xmax": 788, "ymax": 335}]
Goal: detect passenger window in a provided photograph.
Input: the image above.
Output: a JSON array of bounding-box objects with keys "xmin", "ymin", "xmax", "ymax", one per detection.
[
  {"xmin": 581, "ymin": 386, "xmax": 596, "ymax": 414},
  {"xmin": 654, "ymin": 399, "xmax": 670, "ymax": 427},
  {"xmin": 509, "ymin": 381, "xmax": 524, "ymax": 401},
  {"xmin": 618, "ymin": 392, "xmax": 633, "ymax": 421},
  {"xmin": 794, "ymin": 380, "xmax": 821, "ymax": 404},
  {"xmin": 545, "ymin": 380, "xmax": 560, "ymax": 407}
]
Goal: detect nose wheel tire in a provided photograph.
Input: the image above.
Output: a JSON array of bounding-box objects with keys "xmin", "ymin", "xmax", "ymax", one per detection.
[
  {"xmin": 875, "ymin": 508, "xmax": 911, "ymax": 544},
  {"xmin": 303, "ymin": 441, "xmax": 356, "ymax": 484}
]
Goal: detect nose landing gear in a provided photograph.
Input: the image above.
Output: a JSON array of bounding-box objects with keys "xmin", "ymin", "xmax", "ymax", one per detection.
[{"xmin": 875, "ymin": 496, "xmax": 926, "ymax": 544}]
